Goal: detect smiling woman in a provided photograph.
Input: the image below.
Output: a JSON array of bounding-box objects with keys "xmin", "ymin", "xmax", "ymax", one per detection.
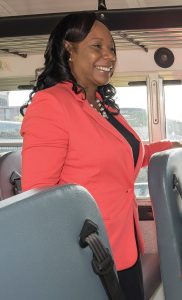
[
  {"xmin": 20, "ymin": 11, "xmax": 175, "ymax": 300},
  {"xmin": 2, "ymin": 3, "xmax": 182, "ymax": 300}
]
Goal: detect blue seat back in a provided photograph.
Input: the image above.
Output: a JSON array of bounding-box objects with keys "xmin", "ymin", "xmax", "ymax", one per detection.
[
  {"xmin": 0, "ymin": 184, "xmax": 112, "ymax": 300},
  {"xmin": 148, "ymin": 148, "xmax": 182, "ymax": 300}
]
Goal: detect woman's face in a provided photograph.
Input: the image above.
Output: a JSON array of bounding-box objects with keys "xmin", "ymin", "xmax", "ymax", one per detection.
[{"xmin": 68, "ymin": 20, "xmax": 116, "ymax": 90}]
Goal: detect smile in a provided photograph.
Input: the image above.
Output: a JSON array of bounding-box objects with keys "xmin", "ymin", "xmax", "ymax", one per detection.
[{"xmin": 95, "ymin": 66, "xmax": 113, "ymax": 72}]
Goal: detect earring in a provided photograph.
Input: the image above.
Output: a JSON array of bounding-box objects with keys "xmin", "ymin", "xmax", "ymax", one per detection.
[{"xmin": 69, "ymin": 57, "xmax": 72, "ymax": 62}]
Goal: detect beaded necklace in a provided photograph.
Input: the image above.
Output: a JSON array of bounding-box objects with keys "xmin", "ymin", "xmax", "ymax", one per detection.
[{"xmin": 89, "ymin": 99, "xmax": 108, "ymax": 119}]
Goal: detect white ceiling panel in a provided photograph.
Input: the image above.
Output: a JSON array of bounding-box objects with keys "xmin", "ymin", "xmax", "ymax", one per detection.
[
  {"xmin": 0, "ymin": 0, "xmax": 17, "ymax": 16},
  {"xmin": 1, "ymin": 0, "xmax": 182, "ymax": 17},
  {"xmin": 0, "ymin": 0, "xmax": 98, "ymax": 17},
  {"xmin": 138, "ymin": 0, "xmax": 182, "ymax": 8}
]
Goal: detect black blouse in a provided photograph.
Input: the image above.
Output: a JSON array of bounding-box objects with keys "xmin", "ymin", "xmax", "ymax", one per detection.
[{"xmin": 107, "ymin": 113, "xmax": 140, "ymax": 168}]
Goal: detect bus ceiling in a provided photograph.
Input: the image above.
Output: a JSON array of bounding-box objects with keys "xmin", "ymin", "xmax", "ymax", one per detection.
[{"xmin": 1, "ymin": 5, "xmax": 182, "ymax": 37}]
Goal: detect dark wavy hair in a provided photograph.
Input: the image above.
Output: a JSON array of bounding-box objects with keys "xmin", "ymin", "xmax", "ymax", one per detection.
[{"xmin": 20, "ymin": 12, "xmax": 119, "ymax": 116}]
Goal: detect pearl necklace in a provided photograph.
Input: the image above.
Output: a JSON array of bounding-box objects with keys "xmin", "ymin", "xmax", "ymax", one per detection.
[{"xmin": 89, "ymin": 99, "xmax": 108, "ymax": 119}]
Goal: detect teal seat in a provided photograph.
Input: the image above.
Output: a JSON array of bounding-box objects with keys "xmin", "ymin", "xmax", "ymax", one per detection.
[
  {"xmin": 0, "ymin": 184, "xmax": 117, "ymax": 300},
  {"xmin": 148, "ymin": 148, "xmax": 182, "ymax": 300}
]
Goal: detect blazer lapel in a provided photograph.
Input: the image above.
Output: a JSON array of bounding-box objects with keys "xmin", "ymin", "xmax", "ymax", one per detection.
[{"xmin": 82, "ymin": 100, "xmax": 134, "ymax": 151}]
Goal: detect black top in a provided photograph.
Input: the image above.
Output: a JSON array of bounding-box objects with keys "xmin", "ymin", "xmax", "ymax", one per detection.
[{"xmin": 107, "ymin": 113, "xmax": 140, "ymax": 168}]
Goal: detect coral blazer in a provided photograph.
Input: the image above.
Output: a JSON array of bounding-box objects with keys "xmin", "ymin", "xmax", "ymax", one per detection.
[{"xmin": 21, "ymin": 82, "xmax": 172, "ymax": 271}]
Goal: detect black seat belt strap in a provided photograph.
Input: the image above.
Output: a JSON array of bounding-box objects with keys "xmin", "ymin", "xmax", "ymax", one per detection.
[{"xmin": 80, "ymin": 219, "xmax": 125, "ymax": 300}]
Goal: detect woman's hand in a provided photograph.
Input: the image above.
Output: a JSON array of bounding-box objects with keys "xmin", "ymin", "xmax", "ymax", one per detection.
[{"xmin": 171, "ymin": 141, "xmax": 182, "ymax": 148}]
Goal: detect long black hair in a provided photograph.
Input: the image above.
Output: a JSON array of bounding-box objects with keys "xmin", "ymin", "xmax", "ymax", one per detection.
[{"xmin": 20, "ymin": 12, "xmax": 119, "ymax": 115}]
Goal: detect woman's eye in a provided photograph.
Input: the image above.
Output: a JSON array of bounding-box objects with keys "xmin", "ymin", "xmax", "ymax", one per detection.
[{"xmin": 93, "ymin": 44, "xmax": 102, "ymax": 49}]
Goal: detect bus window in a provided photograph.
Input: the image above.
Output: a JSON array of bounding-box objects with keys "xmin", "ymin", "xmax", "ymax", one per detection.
[
  {"xmin": 0, "ymin": 90, "xmax": 31, "ymax": 153},
  {"xmin": 115, "ymin": 85, "xmax": 149, "ymax": 198},
  {"xmin": 0, "ymin": 121, "xmax": 21, "ymax": 139},
  {"xmin": 115, "ymin": 86, "xmax": 149, "ymax": 141},
  {"xmin": 164, "ymin": 84, "xmax": 182, "ymax": 140}
]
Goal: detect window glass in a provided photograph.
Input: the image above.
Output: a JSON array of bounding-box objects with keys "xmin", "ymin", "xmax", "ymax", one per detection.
[
  {"xmin": 135, "ymin": 168, "xmax": 149, "ymax": 198},
  {"xmin": 164, "ymin": 84, "xmax": 182, "ymax": 140},
  {"xmin": 115, "ymin": 86, "xmax": 149, "ymax": 141},
  {"xmin": 0, "ymin": 90, "xmax": 31, "ymax": 153},
  {"xmin": 115, "ymin": 85, "xmax": 149, "ymax": 198}
]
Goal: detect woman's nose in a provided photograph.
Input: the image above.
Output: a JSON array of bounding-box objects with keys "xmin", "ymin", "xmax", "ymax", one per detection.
[{"xmin": 103, "ymin": 48, "xmax": 116, "ymax": 61}]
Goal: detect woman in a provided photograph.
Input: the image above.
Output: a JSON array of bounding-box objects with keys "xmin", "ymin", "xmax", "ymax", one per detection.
[{"xmin": 21, "ymin": 12, "xmax": 178, "ymax": 300}]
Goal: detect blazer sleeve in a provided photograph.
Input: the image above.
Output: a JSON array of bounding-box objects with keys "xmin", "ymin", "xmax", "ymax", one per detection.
[
  {"xmin": 21, "ymin": 91, "xmax": 69, "ymax": 191},
  {"xmin": 142, "ymin": 140, "xmax": 173, "ymax": 167}
]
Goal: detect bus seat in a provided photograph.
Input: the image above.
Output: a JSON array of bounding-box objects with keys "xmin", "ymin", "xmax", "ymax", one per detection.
[
  {"xmin": 0, "ymin": 150, "xmax": 161, "ymax": 299},
  {"xmin": 0, "ymin": 150, "xmax": 22, "ymax": 200},
  {"xmin": 148, "ymin": 148, "xmax": 182, "ymax": 300},
  {"xmin": 0, "ymin": 184, "xmax": 119, "ymax": 300}
]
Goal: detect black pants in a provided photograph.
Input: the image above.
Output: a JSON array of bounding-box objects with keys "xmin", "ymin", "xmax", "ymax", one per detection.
[{"xmin": 117, "ymin": 257, "xmax": 144, "ymax": 300}]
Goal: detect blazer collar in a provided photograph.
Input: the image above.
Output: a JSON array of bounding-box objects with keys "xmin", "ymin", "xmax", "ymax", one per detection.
[
  {"xmin": 61, "ymin": 81, "xmax": 86, "ymax": 103},
  {"xmin": 61, "ymin": 81, "xmax": 104, "ymax": 103}
]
